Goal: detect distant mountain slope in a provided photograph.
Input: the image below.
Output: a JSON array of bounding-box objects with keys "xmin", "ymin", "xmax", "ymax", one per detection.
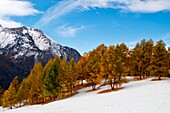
[{"xmin": 0, "ymin": 26, "xmax": 81, "ymax": 89}]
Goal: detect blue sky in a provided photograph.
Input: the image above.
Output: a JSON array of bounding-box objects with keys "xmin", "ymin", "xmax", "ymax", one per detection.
[{"xmin": 0, "ymin": 0, "xmax": 170, "ymax": 54}]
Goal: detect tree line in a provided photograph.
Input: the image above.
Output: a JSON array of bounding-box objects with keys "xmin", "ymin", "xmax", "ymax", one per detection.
[{"xmin": 0, "ymin": 39, "xmax": 170, "ymax": 108}]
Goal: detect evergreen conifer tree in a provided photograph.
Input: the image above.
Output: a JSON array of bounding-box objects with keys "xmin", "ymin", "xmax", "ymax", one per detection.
[
  {"xmin": 16, "ymin": 79, "xmax": 28, "ymax": 106},
  {"xmin": 2, "ymin": 76, "xmax": 19, "ymax": 108},
  {"xmin": 132, "ymin": 43, "xmax": 143, "ymax": 79},
  {"xmin": 101, "ymin": 45, "xmax": 117, "ymax": 90},
  {"xmin": 2, "ymin": 90, "xmax": 9, "ymax": 108},
  {"xmin": 29, "ymin": 62, "xmax": 43, "ymax": 103},
  {"xmin": 153, "ymin": 40, "xmax": 168, "ymax": 80},
  {"xmin": 43, "ymin": 56, "xmax": 61, "ymax": 100},
  {"xmin": 68, "ymin": 58, "xmax": 78, "ymax": 95}
]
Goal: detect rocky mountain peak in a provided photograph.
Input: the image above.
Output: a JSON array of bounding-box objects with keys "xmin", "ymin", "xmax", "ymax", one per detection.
[{"xmin": 0, "ymin": 26, "xmax": 81, "ymax": 89}]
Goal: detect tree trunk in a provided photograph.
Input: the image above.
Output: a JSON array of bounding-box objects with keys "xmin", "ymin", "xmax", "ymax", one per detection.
[
  {"xmin": 92, "ymin": 85, "xmax": 96, "ymax": 90},
  {"xmin": 158, "ymin": 76, "xmax": 161, "ymax": 80},
  {"xmin": 140, "ymin": 75, "xmax": 142, "ymax": 80},
  {"xmin": 110, "ymin": 79, "xmax": 114, "ymax": 90},
  {"xmin": 119, "ymin": 74, "xmax": 121, "ymax": 81},
  {"xmin": 111, "ymin": 84, "xmax": 114, "ymax": 90},
  {"xmin": 91, "ymin": 81, "xmax": 96, "ymax": 90},
  {"xmin": 70, "ymin": 84, "xmax": 73, "ymax": 95},
  {"xmin": 81, "ymin": 80, "xmax": 83, "ymax": 85}
]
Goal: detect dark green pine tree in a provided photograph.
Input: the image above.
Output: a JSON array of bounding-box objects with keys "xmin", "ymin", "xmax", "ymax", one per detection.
[
  {"xmin": 58, "ymin": 57, "xmax": 69, "ymax": 98},
  {"xmin": 153, "ymin": 40, "xmax": 168, "ymax": 80},
  {"xmin": 43, "ymin": 56, "xmax": 61, "ymax": 100}
]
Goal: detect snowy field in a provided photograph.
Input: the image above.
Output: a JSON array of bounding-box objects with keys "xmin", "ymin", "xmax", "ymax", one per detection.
[{"xmin": 1, "ymin": 77, "xmax": 170, "ymax": 113}]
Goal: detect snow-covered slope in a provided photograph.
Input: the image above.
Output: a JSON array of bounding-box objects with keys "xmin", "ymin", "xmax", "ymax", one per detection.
[
  {"xmin": 1, "ymin": 78, "xmax": 170, "ymax": 113},
  {"xmin": 0, "ymin": 26, "xmax": 81, "ymax": 89}
]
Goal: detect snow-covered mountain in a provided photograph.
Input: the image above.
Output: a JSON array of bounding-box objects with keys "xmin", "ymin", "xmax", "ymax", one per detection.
[{"xmin": 0, "ymin": 25, "xmax": 81, "ymax": 89}]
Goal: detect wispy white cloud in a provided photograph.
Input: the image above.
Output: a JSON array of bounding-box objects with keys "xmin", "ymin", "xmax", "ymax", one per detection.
[
  {"xmin": 35, "ymin": 0, "xmax": 113, "ymax": 27},
  {"xmin": 117, "ymin": 0, "xmax": 170, "ymax": 13},
  {"xmin": 35, "ymin": 0, "xmax": 79, "ymax": 27},
  {"xmin": 0, "ymin": 19, "xmax": 22, "ymax": 28},
  {"xmin": 56, "ymin": 24, "xmax": 84, "ymax": 38},
  {"xmin": 0, "ymin": 0, "xmax": 39, "ymax": 28},
  {"xmin": 35, "ymin": 0, "xmax": 170, "ymax": 27}
]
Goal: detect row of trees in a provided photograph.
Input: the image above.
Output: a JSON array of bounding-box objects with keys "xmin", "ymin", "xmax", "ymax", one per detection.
[
  {"xmin": 1, "ymin": 39, "xmax": 170, "ymax": 108},
  {"xmin": 1, "ymin": 57, "xmax": 79, "ymax": 108}
]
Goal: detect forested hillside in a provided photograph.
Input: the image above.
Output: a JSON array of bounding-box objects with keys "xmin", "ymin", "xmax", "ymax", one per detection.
[{"xmin": 0, "ymin": 39, "xmax": 170, "ymax": 108}]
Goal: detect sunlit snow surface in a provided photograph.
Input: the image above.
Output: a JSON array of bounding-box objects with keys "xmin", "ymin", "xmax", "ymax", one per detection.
[{"xmin": 1, "ymin": 78, "xmax": 170, "ymax": 113}]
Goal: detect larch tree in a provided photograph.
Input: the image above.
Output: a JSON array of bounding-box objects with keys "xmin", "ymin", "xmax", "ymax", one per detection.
[
  {"xmin": 86, "ymin": 44, "xmax": 107, "ymax": 90},
  {"xmin": 16, "ymin": 78, "xmax": 29, "ymax": 106},
  {"xmin": 2, "ymin": 90, "xmax": 9, "ymax": 108},
  {"xmin": 113, "ymin": 43, "xmax": 128, "ymax": 85},
  {"xmin": 144, "ymin": 39, "xmax": 154, "ymax": 77},
  {"xmin": 153, "ymin": 40, "xmax": 168, "ymax": 80},
  {"xmin": 168, "ymin": 47, "xmax": 170, "ymax": 77},
  {"xmin": 23, "ymin": 62, "xmax": 43, "ymax": 104},
  {"xmin": 101, "ymin": 45, "xmax": 117, "ymax": 90},
  {"xmin": 43, "ymin": 58, "xmax": 53, "ymax": 79},
  {"xmin": 125, "ymin": 49, "xmax": 133, "ymax": 76},
  {"xmin": 29, "ymin": 62, "xmax": 43, "ymax": 104},
  {"xmin": 67, "ymin": 58, "xmax": 78, "ymax": 95},
  {"xmin": 77, "ymin": 56, "xmax": 88, "ymax": 85},
  {"xmin": 86, "ymin": 54, "xmax": 101, "ymax": 90},
  {"xmin": 3, "ymin": 76, "xmax": 19, "ymax": 108},
  {"xmin": 132, "ymin": 43, "xmax": 143, "ymax": 79}
]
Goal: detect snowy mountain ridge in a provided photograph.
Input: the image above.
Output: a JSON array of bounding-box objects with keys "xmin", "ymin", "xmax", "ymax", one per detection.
[
  {"xmin": 0, "ymin": 26, "xmax": 81, "ymax": 89},
  {"xmin": 1, "ymin": 26, "xmax": 62, "ymax": 59},
  {"xmin": 0, "ymin": 26, "xmax": 80, "ymax": 61}
]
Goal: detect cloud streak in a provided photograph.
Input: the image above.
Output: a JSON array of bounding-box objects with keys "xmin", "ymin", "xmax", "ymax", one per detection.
[
  {"xmin": 35, "ymin": 0, "xmax": 170, "ymax": 27},
  {"xmin": 56, "ymin": 24, "xmax": 84, "ymax": 38},
  {"xmin": 0, "ymin": 0, "xmax": 39, "ymax": 28},
  {"xmin": 118, "ymin": 0, "xmax": 170, "ymax": 13}
]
